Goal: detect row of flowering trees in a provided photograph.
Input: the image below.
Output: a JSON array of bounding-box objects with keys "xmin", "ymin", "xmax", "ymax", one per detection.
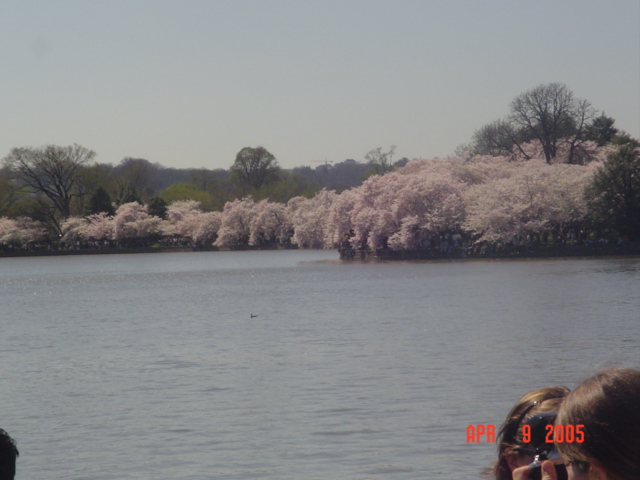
[{"xmin": 0, "ymin": 144, "xmax": 631, "ymax": 252}]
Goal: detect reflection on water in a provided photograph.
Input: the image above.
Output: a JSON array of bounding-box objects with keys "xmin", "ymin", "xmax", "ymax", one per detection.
[{"xmin": 1, "ymin": 251, "xmax": 639, "ymax": 479}]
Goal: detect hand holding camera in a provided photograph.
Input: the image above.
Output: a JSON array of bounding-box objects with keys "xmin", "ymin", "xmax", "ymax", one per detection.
[{"xmin": 513, "ymin": 412, "xmax": 567, "ymax": 480}]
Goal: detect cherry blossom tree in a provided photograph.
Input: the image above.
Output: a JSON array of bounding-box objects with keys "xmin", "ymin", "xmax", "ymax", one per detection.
[
  {"xmin": 60, "ymin": 213, "xmax": 116, "ymax": 244},
  {"xmin": 164, "ymin": 200, "xmax": 203, "ymax": 241},
  {"xmin": 0, "ymin": 216, "xmax": 47, "ymax": 246},
  {"xmin": 324, "ymin": 188, "xmax": 359, "ymax": 248},
  {"xmin": 287, "ymin": 189, "xmax": 336, "ymax": 248},
  {"xmin": 321, "ymin": 155, "xmax": 595, "ymax": 251},
  {"xmin": 386, "ymin": 170, "xmax": 467, "ymax": 250},
  {"xmin": 0, "ymin": 217, "xmax": 16, "ymax": 245},
  {"xmin": 347, "ymin": 173, "xmax": 402, "ymax": 249},
  {"xmin": 0, "ymin": 147, "xmax": 610, "ymax": 253},
  {"xmin": 331, "ymin": 161, "xmax": 468, "ymax": 251},
  {"xmin": 163, "ymin": 200, "xmax": 222, "ymax": 246},
  {"xmin": 249, "ymin": 199, "xmax": 290, "ymax": 246},
  {"xmin": 60, "ymin": 217, "xmax": 88, "ymax": 244},
  {"xmin": 112, "ymin": 202, "xmax": 165, "ymax": 242},
  {"xmin": 84, "ymin": 212, "xmax": 115, "ymax": 241},
  {"xmin": 214, "ymin": 197, "xmax": 256, "ymax": 248},
  {"xmin": 192, "ymin": 211, "xmax": 222, "ymax": 245},
  {"xmin": 464, "ymin": 159, "xmax": 594, "ymax": 243}
]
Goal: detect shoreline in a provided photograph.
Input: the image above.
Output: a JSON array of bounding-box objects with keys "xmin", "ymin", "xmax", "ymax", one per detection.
[
  {"xmin": 0, "ymin": 243, "xmax": 298, "ymax": 258},
  {"xmin": 0, "ymin": 246, "xmax": 200, "ymax": 258},
  {"xmin": 1, "ymin": 243, "xmax": 640, "ymax": 261},
  {"xmin": 339, "ymin": 243, "xmax": 640, "ymax": 262}
]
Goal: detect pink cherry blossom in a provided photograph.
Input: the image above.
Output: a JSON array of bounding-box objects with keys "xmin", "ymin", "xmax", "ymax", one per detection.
[
  {"xmin": 113, "ymin": 202, "xmax": 165, "ymax": 240},
  {"xmin": 0, "ymin": 216, "xmax": 47, "ymax": 245},
  {"xmin": 287, "ymin": 189, "xmax": 337, "ymax": 248},
  {"xmin": 249, "ymin": 199, "xmax": 290, "ymax": 246},
  {"xmin": 84, "ymin": 212, "xmax": 115, "ymax": 241},
  {"xmin": 214, "ymin": 197, "xmax": 256, "ymax": 248}
]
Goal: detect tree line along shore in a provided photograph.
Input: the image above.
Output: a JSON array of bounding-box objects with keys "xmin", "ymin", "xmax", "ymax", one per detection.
[
  {"xmin": 1, "ymin": 83, "xmax": 639, "ymax": 259},
  {"xmin": 2, "ymin": 238, "xmax": 639, "ymax": 263}
]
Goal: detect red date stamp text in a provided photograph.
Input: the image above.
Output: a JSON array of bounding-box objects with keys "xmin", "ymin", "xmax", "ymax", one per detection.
[{"xmin": 467, "ymin": 424, "xmax": 585, "ymax": 443}]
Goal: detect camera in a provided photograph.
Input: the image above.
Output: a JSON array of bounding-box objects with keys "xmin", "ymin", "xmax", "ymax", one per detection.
[{"xmin": 514, "ymin": 412, "xmax": 568, "ymax": 480}]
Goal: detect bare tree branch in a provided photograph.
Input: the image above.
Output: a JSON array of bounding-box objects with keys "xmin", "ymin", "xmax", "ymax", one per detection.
[{"xmin": 3, "ymin": 144, "xmax": 96, "ymax": 218}]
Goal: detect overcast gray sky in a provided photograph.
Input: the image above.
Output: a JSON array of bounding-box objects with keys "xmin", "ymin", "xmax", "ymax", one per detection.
[{"xmin": 1, "ymin": 0, "xmax": 638, "ymax": 170}]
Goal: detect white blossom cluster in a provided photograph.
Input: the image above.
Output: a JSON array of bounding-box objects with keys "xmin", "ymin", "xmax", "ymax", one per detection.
[{"xmin": 2, "ymin": 149, "xmax": 606, "ymax": 251}]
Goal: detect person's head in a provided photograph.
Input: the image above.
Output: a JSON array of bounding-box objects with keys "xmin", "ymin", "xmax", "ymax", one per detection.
[
  {"xmin": 490, "ymin": 385, "xmax": 570, "ymax": 480},
  {"xmin": 0, "ymin": 429, "xmax": 18, "ymax": 480},
  {"xmin": 555, "ymin": 368, "xmax": 640, "ymax": 480}
]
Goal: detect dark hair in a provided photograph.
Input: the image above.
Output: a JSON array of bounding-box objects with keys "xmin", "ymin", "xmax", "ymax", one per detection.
[
  {"xmin": 0, "ymin": 429, "xmax": 18, "ymax": 480},
  {"xmin": 488, "ymin": 386, "xmax": 570, "ymax": 480},
  {"xmin": 556, "ymin": 368, "xmax": 640, "ymax": 480}
]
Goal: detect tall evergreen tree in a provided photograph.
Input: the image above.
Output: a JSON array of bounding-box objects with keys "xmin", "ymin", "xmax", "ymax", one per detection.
[
  {"xmin": 86, "ymin": 187, "xmax": 115, "ymax": 216},
  {"xmin": 587, "ymin": 144, "xmax": 640, "ymax": 240},
  {"xmin": 148, "ymin": 196, "xmax": 168, "ymax": 219}
]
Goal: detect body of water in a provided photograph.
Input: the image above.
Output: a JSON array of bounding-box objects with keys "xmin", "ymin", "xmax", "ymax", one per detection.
[{"xmin": 1, "ymin": 250, "xmax": 639, "ymax": 479}]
